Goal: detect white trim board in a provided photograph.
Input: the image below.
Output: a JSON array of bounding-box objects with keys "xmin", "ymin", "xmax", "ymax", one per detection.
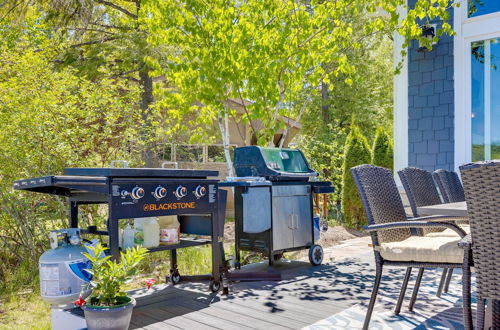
[
  {"xmin": 393, "ymin": 4, "xmax": 408, "ymax": 184},
  {"xmin": 454, "ymin": 2, "xmax": 500, "ymax": 171}
]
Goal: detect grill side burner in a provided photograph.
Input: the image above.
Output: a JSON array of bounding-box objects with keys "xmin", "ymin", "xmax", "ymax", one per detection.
[{"xmin": 14, "ymin": 168, "xmax": 224, "ymax": 290}]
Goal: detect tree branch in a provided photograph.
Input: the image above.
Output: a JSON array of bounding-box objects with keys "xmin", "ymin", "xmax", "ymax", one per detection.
[
  {"xmin": 71, "ymin": 36, "xmax": 117, "ymax": 48},
  {"xmin": 110, "ymin": 65, "xmax": 143, "ymax": 79},
  {"xmin": 93, "ymin": 0, "xmax": 138, "ymax": 19},
  {"xmin": 89, "ymin": 22, "xmax": 132, "ymax": 30},
  {"xmin": 67, "ymin": 27, "xmax": 115, "ymax": 35}
]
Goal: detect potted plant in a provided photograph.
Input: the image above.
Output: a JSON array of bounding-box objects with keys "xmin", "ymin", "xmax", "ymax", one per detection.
[{"xmin": 74, "ymin": 243, "xmax": 148, "ymax": 330}]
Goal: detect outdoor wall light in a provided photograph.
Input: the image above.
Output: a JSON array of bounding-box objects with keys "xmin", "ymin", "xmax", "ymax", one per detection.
[{"xmin": 418, "ymin": 24, "xmax": 437, "ymax": 52}]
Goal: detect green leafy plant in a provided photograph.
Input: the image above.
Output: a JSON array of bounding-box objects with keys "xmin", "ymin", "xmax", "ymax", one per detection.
[
  {"xmin": 372, "ymin": 127, "xmax": 394, "ymax": 172},
  {"xmin": 341, "ymin": 124, "xmax": 371, "ymax": 229},
  {"xmin": 82, "ymin": 244, "xmax": 148, "ymax": 307}
]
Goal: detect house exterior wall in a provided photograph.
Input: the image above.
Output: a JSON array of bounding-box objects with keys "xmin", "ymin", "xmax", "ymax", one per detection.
[{"xmin": 407, "ymin": 0, "xmax": 454, "ymax": 171}]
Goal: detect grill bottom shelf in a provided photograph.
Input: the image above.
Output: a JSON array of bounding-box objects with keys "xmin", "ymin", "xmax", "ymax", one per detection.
[{"xmin": 146, "ymin": 238, "xmax": 211, "ymax": 252}]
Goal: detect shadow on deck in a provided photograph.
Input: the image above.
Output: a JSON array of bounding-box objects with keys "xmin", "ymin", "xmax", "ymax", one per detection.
[{"xmin": 129, "ymin": 256, "xmax": 408, "ymax": 330}]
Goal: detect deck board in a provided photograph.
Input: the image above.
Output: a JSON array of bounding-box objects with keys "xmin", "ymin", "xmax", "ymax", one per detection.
[{"xmin": 129, "ymin": 258, "xmax": 375, "ymax": 330}]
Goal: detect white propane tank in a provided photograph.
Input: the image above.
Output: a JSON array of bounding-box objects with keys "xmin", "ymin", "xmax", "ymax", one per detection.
[{"xmin": 39, "ymin": 229, "xmax": 91, "ymax": 307}]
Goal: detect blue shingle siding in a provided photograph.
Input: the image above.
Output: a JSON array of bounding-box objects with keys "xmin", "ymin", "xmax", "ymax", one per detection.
[{"xmin": 407, "ymin": 0, "xmax": 454, "ymax": 171}]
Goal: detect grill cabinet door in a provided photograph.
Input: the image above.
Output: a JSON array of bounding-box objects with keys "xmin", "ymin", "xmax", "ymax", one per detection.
[
  {"xmin": 292, "ymin": 195, "xmax": 313, "ymax": 248},
  {"xmin": 272, "ymin": 196, "xmax": 294, "ymax": 251}
]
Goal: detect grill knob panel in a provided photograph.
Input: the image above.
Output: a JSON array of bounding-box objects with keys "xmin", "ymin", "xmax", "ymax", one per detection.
[
  {"xmin": 131, "ymin": 186, "xmax": 145, "ymax": 200},
  {"xmin": 174, "ymin": 185, "xmax": 188, "ymax": 199},
  {"xmin": 153, "ymin": 186, "xmax": 167, "ymax": 199},
  {"xmin": 194, "ymin": 185, "xmax": 207, "ymax": 198}
]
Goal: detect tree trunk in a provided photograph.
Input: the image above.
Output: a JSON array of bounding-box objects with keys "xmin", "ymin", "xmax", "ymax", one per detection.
[
  {"xmin": 139, "ymin": 69, "xmax": 155, "ymax": 167},
  {"xmin": 218, "ymin": 106, "xmax": 234, "ymax": 178},
  {"xmin": 321, "ymin": 81, "xmax": 330, "ymax": 124}
]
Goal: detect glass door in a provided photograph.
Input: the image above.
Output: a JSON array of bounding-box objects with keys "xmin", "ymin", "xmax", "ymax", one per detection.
[{"xmin": 471, "ymin": 38, "xmax": 500, "ymax": 161}]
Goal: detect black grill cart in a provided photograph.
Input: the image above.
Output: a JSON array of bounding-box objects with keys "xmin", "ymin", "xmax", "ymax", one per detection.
[
  {"xmin": 14, "ymin": 167, "xmax": 226, "ymax": 291},
  {"xmin": 220, "ymin": 146, "xmax": 334, "ymax": 268}
]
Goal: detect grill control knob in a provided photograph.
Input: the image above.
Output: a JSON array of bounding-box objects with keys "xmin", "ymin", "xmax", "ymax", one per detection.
[
  {"xmin": 131, "ymin": 186, "xmax": 145, "ymax": 200},
  {"xmin": 194, "ymin": 185, "xmax": 206, "ymax": 198},
  {"xmin": 174, "ymin": 185, "xmax": 188, "ymax": 199},
  {"xmin": 153, "ymin": 186, "xmax": 167, "ymax": 199}
]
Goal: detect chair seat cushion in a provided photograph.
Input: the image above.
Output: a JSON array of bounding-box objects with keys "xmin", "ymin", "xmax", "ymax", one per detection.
[
  {"xmin": 380, "ymin": 236, "xmax": 463, "ymax": 263},
  {"xmin": 425, "ymin": 225, "xmax": 470, "ymax": 237}
]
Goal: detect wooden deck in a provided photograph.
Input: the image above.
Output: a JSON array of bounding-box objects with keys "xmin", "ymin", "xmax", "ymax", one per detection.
[
  {"xmin": 127, "ymin": 236, "xmax": 470, "ymax": 330},
  {"xmin": 129, "ymin": 256, "xmax": 376, "ymax": 330}
]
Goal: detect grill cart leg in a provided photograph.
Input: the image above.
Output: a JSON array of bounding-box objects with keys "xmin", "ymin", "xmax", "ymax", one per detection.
[
  {"xmin": 210, "ymin": 211, "xmax": 221, "ymax": 291},
  {"xmin": 168, "ymin": 249, "xmax": 181, "ymax": 284},
  {"xmin": 268, "ymin": 251, "xmax": 275, "ymax": 268},
  {"xmin": 69, "ymin": 201, "xmax": 78, "ymax": 228},
  {"xmin": 108, "ymin": 216, "xmax": 120, "ymax": 261},
  {"xmin": 322, "ymin": 194, "xmax": 328, "ymax": 231}
]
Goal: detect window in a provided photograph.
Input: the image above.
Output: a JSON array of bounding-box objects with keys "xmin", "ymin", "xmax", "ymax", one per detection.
[
  {"xmin": 468, "ymin": 0, "xmax": 500, "ymax": 18},
  {"xmin": 471, "ymin": 38, "xmax": 500, "ymax": 161}
]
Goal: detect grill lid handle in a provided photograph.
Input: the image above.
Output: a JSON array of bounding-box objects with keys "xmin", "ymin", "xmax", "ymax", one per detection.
[{"xmin": 110, "ymin": 160, "xmax": 128, "ymax": 168}]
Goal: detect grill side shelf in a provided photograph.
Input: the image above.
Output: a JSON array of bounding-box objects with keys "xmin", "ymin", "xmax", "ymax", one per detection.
[
  {"xmin": 13, "ymin": 176, "xmax": 54, "ymax": 189},
  {"xmin": 13, "ymin": 176, "xmax": 108, "ymax": 196}
]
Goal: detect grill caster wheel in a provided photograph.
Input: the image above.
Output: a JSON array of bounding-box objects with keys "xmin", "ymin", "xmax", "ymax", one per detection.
[
  {"xmin": 169, "ymin": 272, "xmax": 181, "ymax": 285},
  {"xmin": 209, "ymin": 280, "xmax": 221, "ymax": 293},
  {"xmin": 309, "ymin": 245, "xmax": 323, "ymax": 266}
]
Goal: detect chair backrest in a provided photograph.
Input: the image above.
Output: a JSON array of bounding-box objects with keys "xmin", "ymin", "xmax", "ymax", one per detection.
[
  {"xmin": 432, "ymin": 169, "xmax": 451, "ymax": 203},
  {"xmin": 398, "ymin": 167, "xmax": 442, "ymax": 217},
  {"xmin": 351, "ymin": 164, "xmax": 411, "ymax": 244},
  {"xmin": 460, "ymin": 161, "xmax": 500, "ymax": 300},
  {"xmin": 433, "ymin": 169, "xmax": 466, "ymax": 203}
]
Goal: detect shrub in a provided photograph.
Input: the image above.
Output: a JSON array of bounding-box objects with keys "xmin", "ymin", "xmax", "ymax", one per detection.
[
  {"xmin": 341, "ymin": 124, "xmax": 371, "ymax": 228},
  {"xmin": 83, "ymin": 244, "xmax": 148, "ymax": 307},
  {"xmin": 372, "ymin": 127, "xmax": 394, "ymax": 172}
]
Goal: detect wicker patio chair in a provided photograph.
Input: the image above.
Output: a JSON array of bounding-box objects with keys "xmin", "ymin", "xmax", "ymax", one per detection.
[
  {"xmin": 398, "ymin": 167, "xmax": 456, "ymax": 296},
  {"xmin": 432, "ymin": 169, "xmax": 466, "ymax": 203},
  {"xmin": 460, "ymin": 160, "xmax": 500, "ymax": 329},
  {"xmin": 351, "ymin": 164, "xmax": 472, "ymax": 330}
]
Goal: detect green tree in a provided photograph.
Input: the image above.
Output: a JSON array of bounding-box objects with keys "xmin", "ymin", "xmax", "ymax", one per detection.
[
  {"xmin": 341, "ymin": 124, "xmax": 371, "ymax": 228},
  {"xmin": 0, "ymin": 26, "xmax": 142, "ymax": 287},
  {"xmin": 2, "ymin": 0, "xmax": 166, "ymax": 166},
  {"xmin": 297, "ymin": 13, "xmax": 393, "ymax": 208},
  {"xmin": 141, "ymin": 0, "xmax": 456, "ymax": 169},
  {"xmin": 372, "ymin": 127, "xmax": 394, "ymax": 172}
]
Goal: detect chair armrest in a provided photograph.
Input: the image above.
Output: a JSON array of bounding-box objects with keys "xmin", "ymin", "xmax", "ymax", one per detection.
[
  {"xmin": 364, "ymin": 221, "xmax": 466, "ymax": 238},
  {"xmin": 458, "ymin": 234, "xmax": 472, "ymax": 249},
  {"xmin": 408, "ymin": 215, "xmax": 469, "ymax": 223}
]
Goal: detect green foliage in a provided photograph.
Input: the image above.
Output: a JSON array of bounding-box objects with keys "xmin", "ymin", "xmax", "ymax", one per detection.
[
  {"xmin": 0, "ymin": 26, "xmax": 143, "ymax": 292},
  {"xmin": 142, "ymin": 0, "xmax": 456, "ymax": 145},
  {"xmin": 341, "ymin": 124, "xmax": 371, "ymax": 228},
  {"xmin": 372, "ymin": 127, "xmax": 394, "ymax": 172},
  {"xmin": 296, "ymin": 123, "xmax": 348, "ymax": 204},
  {"xmin": 83, "ymin": 244, "xmax": 148, "ymax": 307}
]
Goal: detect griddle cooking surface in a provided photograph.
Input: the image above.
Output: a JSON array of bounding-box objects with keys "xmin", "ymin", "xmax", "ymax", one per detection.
[{"xmin": 63, "ymin": 168, "xmax": 218, "ymax": 178}]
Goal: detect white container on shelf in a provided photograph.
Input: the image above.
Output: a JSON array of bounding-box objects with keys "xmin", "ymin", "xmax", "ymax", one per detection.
[
  {"xmin": 123, "ymin": 223, "xmax": 134, "ymax": 249},
  {"xmin": 142, "ymin": 217, "xmax": 160, "ymax": 248},
  {"xmin": 158, "ymin": 216, "xmax": 180, "ymax": 245}
]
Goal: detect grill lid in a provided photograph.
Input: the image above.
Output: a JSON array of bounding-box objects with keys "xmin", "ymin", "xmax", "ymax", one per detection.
[{"xmin": 233, "ymin": 146, "xmax": 317, "ymax": 181}]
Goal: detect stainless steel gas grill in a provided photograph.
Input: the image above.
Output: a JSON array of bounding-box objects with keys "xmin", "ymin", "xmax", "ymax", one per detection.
[
  {"xmin": 14, "ymin": 167, "xmax": 225, "ymax": 291},
  {"xmin": 220, "ymin": 146, "xmax": 334, "ymax": 268}
]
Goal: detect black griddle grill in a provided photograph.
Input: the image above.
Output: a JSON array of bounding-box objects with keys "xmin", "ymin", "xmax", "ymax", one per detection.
[{"xmin": 14, "ymin": 167, "xmax": 224, "ymax": 289}]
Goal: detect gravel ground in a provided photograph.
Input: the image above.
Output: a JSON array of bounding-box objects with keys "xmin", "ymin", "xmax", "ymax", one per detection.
[{"xmin": 222, "ymin": 222, "xmax": 368, "ymax": 260}]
